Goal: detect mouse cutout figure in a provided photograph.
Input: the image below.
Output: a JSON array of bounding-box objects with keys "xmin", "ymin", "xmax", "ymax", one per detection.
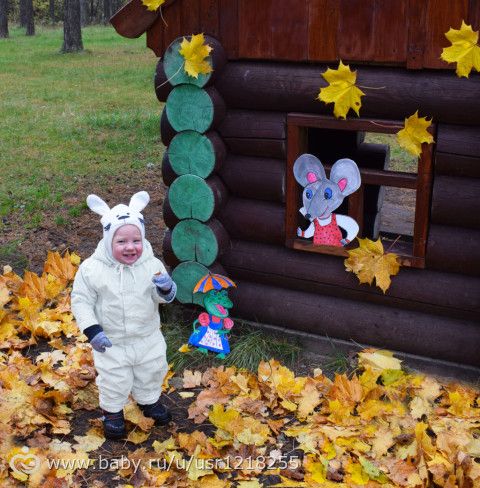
[
  {"xmin": 188, "ymin": 273, "xmax": 236, "ymax": 359},
  {"xmin": 294, "ymin": 154, "xmax": 361, "ymax": 247}
]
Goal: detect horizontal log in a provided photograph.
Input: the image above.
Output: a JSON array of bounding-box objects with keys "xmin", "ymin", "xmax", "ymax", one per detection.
[
  {"xmin": 223, "ymin": 137, "xmax": 286, "ymax": 159},
  {"xmin": 110, "ymin": 0, "xmax": 158, "ymax": 39},
  {"xmin": 163, "ymin": 36, "xmax": 227, "ymax": 88},
  {"xmin": 217, "ymin": 197, "xmax": 285, "ymax": 245},
  {"xmin": 436, "ymin": 124, "xmax": 480, "ymax": 157},
  {"xmin": 172, "ymin": 260, "xmax": 227, "ymax": 305},
  {"xmin": 161, "ymin": 153, "xmax": 177, "ymax": 187},
  {"xmin": 426, "ymin": 225, "xmax": 480, "ymax": 276},
  {"xmin": 217, "ymin": 110, "xmax": 286, "ymax": 139},
  {"xmin": 308, "ymin": 127, "xmax": 366, "ymax": 161},
  {"xmin": 216, "ymin": 62, "xmax": 480, "ymax": 125},
  {"xmin": 155, "ymin": 61, "xmax": 172, "ymax": 104},
  {"xmin": 171, "ymin": 218, "xmax": 230, "ymax": 266},
  {"xmin": 161, "ymin": 230, "xmax": 179, "ymax": 268},
  {"xmin": 435, "ymin": 153, "xmax": 480, "ymax": 178},
  {"xmin": 220, "ymin": 240, "xmax": 480, "ymax": 321},
  {"xmin": 228, "ymin": 280, "xmax": 480, "ymax": 367},
  {"xmin": 166, "ymin": 85, "xmax": 226, "ymax": 133},
  {"xmin": 431, "ymin": 176, "xmax": 480, "ymax": 229},
  {"xmin": 160, "ymin": 109, "xmax": 176, "ymax": 147},
  {"xmin": 168, "ymin": 130, "xmax": 226, "ymax": 178},
  {"xmin": 162, "ymin": 195, "xmax": 179, "ymax": 229},
  {"xmin": 172, "ymin": 261, "xmax": 210, "ymax": 305},
  {"xmin": 355, "ymin": 142, "xmax": 389, "ymax": 170},
  {"xmin": 167, "ymin": 174, "xmax": 228, "ymax": 222},
  {"xmin": 219, "ymin": 155, "xmax": 285, "ymax": 203}
]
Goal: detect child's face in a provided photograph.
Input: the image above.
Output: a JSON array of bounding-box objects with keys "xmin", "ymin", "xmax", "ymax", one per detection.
[{"xmin": 112, "ymin": 224, "xmax": 143, "ymax": 265}]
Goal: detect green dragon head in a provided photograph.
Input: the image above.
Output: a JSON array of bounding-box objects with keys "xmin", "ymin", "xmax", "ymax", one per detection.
[{"xmin": 203, "ymin": 289, "xmax": 233, "ymax": 318}]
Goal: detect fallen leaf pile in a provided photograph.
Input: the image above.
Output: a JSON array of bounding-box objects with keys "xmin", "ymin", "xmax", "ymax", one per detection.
[{"xmin": 1, "ymin": 254, "xmax": 479, "ymax": 487}]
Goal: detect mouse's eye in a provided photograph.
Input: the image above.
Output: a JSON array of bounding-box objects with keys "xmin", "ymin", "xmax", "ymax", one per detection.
[
  {"xmin": 305, "ymin": 189, "xmax": 313, "ymax": 200},
  {"xmin": 324, "ymin": 188, "xmax": 333, "ymax": 200}
]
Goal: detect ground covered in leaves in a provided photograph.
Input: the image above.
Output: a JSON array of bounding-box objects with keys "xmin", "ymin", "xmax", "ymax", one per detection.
[{"xmin": 1, "ymin": 253, "xmax": 479, "ymax": 488}]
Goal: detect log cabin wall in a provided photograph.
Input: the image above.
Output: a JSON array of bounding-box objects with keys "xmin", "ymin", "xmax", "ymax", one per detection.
[
  {"xmin": 138, "ymin": 0, "xmax": 480, "ymax": 69},
  {"xmin": 111, "ymin": 0, "xmax": 480, "ymax": 367}
]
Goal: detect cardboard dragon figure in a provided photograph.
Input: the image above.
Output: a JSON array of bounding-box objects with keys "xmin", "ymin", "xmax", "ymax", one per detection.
[
  {"xmin": 294, "ymin": 154, "xmax": 362, "ymax": 246},
  {"xmin": 188, "ymin": 273, "xmax": 236, "ymax": 359}
]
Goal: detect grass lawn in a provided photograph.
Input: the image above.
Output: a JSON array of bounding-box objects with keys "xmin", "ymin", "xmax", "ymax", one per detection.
[{"xmin": 0, "ymin": 25, "xmax": 164, "ymax": 228}]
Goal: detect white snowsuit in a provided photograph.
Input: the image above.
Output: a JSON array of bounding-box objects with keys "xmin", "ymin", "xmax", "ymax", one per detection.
[{"xmin": 71, "ymin": 239, "xmax": 172, "ymax": 412}]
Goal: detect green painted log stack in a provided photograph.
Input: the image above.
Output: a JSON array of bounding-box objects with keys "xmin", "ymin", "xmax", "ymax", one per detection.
[{"xmin": 160, "ymin": 35, "xmax": 229, "ymax": 304}]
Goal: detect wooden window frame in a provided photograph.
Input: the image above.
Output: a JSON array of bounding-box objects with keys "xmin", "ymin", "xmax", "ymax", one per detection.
[{"xmin": 285, "ymin": 113, "xmax": 435, "ymax": 268}]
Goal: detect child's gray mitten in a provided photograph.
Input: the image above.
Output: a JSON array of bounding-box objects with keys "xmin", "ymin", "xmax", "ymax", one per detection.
[
  {"xmin": 90, "ymin": 331, "xmax": 112, "ymax": 353},
  {"xmin": 152, "ymin": 272, "xmax": 173, "ymax": 291}
]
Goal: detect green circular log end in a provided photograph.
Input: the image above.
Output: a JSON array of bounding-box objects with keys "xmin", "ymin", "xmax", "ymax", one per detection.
[
  {"xmin": 172, "ymin": 261, "xmax": 208, "ymax": 305},
  {"xmin": 168, "ymin": 131, "xmax": 215, "ymax": 178},
  {"xmin": 166, "ymin": 85, "xmax": 213, "ymax": 133},
  {"xmin": 171, "ymin": 219, "xmax": 218, "ymax": 266},
  {"xmin": 168, "ymin": 174, "xmax": 214, "ymax": 222},
  {"xmin": 163, "ymin": 37, "xmax": 212, "ymax": 88}
]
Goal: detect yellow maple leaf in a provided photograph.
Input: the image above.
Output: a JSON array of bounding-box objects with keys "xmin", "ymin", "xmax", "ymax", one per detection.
[
  {"xmin": 358, "ymin": 348, "xmax": 402, "ymax": 371},
  {"xmin": 345, "ymin": 237, "xmax": 400, "ymax": 293},
  {"xmin": 441, "ymin": 20, "xmax": 480, "ymax": 77},
  {"xmin": 317, "ymin": 60, "xmax": 365, "ymax": 119},
  {"xmin": 43, "ymin": 251, "xmax": 78, "ymax": 283},
  {"xmin": 397, "ymin": 111, "xmax": 434, "ymax": 157},
  {"xmin": 141, "ymin": 0, "xmax": 165, "ymax": 11},
  {"xmin": 179, "ymin": 33, "xmax": 213, "ymax": 79},
  {"xmin": 183, "ymin": 369, "xmax": 203, "ymax": 388},
  {"xmin": 178, "ymin": 343, "xmax": 191, "ymax": 353}
]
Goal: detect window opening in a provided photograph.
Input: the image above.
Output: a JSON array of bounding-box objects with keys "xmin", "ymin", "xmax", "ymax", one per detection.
[{"xmin": 286, "ymin": 114, "xmax": 435, "ymax": 268}]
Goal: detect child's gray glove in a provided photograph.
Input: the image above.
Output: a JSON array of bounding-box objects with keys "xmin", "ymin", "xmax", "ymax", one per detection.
[
  {"xmin": 152, "ymin": 272, "xmax": 173, "ymax": 291},
  {"xmin": 90, "ymin": 331, "xmax": 112, "ymax": 353}
]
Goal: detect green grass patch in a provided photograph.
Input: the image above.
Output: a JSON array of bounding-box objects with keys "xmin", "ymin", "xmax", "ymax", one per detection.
[{"xmin": 0, "ymin": 25, "xmax": 164, "ymax": 224}]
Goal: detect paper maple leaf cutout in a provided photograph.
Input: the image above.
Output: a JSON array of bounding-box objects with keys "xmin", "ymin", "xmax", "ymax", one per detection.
[
  {"xmin": 179, "ymin": 33, "xmax": 213, "ymax": 79},
  {"xmin": 441, "ymin": 21, "xmax": 480, "ymax": 78},
  {"xmin": 397, "ymin": 111, "xmax": 434, "ymax": 157},
  {"xmin": 141, "ymin": 0, "xmax": 165, "ymax": 11},
  {"xmin": 344, "ymin": 237, "xmax": 400, "ymax": 293},
  {"xmin": 317, "ymin": 60, "xmax": 365, "ymax": 119}
]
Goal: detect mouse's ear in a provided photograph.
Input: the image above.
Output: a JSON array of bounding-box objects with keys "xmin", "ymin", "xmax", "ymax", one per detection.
[
  {"xmin": 330, "ymin": 158, "xmax": 361, "ymax": 197},
  {"xmin": 293, "ymin": 154, "xmax": 326, "ymax": 187},
  {"xmin": 86, "ymin": 194, "xmax": 110, "ymax": 216},
  {"xmin": 129, "ymin": 191, "xmax": 150, "ymax": 213}
]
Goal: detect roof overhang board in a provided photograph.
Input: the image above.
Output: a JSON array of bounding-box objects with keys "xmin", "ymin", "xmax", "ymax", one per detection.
[{"xmin": 111, "ymin": 0, "xmax": 177, "ymax": 38}]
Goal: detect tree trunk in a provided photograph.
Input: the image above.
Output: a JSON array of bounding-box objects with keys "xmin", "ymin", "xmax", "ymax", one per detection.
[
  {"xmin": 62, "ymin": 0, "xmax": 83, "ymax": 53},
  {"xmin": 80, "ymin": 0, "xmax": 87, "ymax": 26},
  {"xmin": 49, "ymin": 0, "xmax": 55, "ymax": 24},
  {"xmin": 0, "ymin": 0, "xmax": 8, "ymax": 38},
  {"xmin": 25, "ymin": 0, "xmax": 34, "ymax": 35},
  {"xmin": 19, "ymin": 0, "xmax": 26, "ymax": 27},
  {"xmin": 103, "ymin": 0, "xmax": 110, "ymax": 24}
]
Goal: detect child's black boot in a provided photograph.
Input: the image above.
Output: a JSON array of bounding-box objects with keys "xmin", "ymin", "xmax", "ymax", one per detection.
[
  {"xmin": 102, "ymin": 410, "xmax": 126, "ymax": 440},
  {"xmin": 138, "ymin": 399, "xmax": 171, "ymax": 425}
]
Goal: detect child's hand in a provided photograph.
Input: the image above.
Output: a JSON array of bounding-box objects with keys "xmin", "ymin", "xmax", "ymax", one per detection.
[
  {"xmin": 90, "ymin": 332, "xmax": 112, "ymax": 353},
  {"xmin": 152, "ymin": 272, "xmax": 173, "ymax": 291}
]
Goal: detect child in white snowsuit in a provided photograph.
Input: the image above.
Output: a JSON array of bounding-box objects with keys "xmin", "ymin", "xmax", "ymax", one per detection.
[{"xmin": 71, "ymin": 191, "xmax": 176, "ymax": 439}]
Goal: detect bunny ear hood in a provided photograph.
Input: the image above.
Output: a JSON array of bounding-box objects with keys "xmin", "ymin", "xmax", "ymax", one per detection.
[
  {"xmin": 87, "ymin": 191, "xmax": 150, "ymax": 263},
  {"xmin": 87, "ymin": 194, "xmax": 111, "ymax": 216}
]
